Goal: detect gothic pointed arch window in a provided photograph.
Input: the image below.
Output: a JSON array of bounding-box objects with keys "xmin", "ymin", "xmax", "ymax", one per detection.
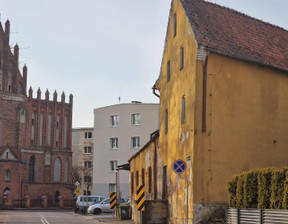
[
  {"xmin": 54, "ymin": 157, "xmax": 61, "ymax": 182},
  {"xmin": 4, "ymin": 169, "xmax": 11, "ymax": 182},
  {"xmin": 17, "ymin": 82, "xmax": 23, "ymax": 94},
  {"xmin": 8, "ymin": 62, "xmax": 13, "ymax": 92},
  {"xmin": 28, "ymin": 156, "xmax": 36, "ymax": 182}
]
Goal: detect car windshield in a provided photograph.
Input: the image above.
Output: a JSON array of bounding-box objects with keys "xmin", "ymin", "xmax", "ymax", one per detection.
[
  {"xmin": 102, "ymin": 198, "xmax": 110, "ymax": 204},
  {"xmin": 80, "ymin": 197, "xmax": 101, "ymax": 203}
]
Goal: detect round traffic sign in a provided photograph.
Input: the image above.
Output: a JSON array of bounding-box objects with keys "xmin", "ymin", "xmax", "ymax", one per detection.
[{"xmin": 173, "ymin": 159, "xmax": 187, "ymax": 174}]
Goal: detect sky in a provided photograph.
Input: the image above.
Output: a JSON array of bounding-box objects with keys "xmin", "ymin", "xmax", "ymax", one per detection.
[{"xmin": 0, "ymin": 0, "xmax": 287, "ymax": 128}]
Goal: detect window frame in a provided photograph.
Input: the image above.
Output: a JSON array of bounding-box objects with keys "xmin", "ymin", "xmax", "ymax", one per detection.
[
  {"xmin": 83, "ymin": 146, "xmax": 92, "ymax": 154},
  {"xmin": 131, "ymin": 113, "xmax": 141, "ymax": 126},
  {"xmin": 109, "ymin": 160, "xmax": 118, "ymax": 172},
  {"xmin": 110, "ymin": 115, "xmax": 119, "ymax": 127},
  {"xmin": 110, "ymin": 137, "xmax": 119, "ymax": 150},
  {"xmin": 84, "ymin": 132, "xmax": 92, "ymax": 139},
  {"xmin": 84, "ymin": 176, "xmax": 92, "ymax": 183},
  {"xmin": 131, "ymin": 136, "xmax": 141, "ymax": 148},
  {"xmin": 84, "ymin": 161, "xmax": 92, "ymax": 169}
]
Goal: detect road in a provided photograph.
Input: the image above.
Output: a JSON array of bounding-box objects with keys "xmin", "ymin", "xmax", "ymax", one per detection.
[{"xmin": 0, "ymin": 210, "xmax": 134, "ymax": 224}]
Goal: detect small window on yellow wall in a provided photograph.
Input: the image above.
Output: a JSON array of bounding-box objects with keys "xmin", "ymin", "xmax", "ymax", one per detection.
[
  {"xmin": 181, "ymin": 96, "xmax": 186, "ymax": 123},
  {"xmin": 173, "ymin": 13, "xmax": 177, "ymax": 37},
  {"xmin": 165, "ymin": 109, "xmax": 168, "ymax": 134},
  {"xmin": 180, "ymin": 46, "xmax": 184, "ymax": 70},
  {"xmin": 167, "ymin": 60, "xmax": 170, "ymax": 82}
]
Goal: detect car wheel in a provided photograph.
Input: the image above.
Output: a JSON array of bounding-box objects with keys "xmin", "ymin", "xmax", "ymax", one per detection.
[{"xmin": 94, "ymin": 208, "xmax": 102, "ymax": 215}]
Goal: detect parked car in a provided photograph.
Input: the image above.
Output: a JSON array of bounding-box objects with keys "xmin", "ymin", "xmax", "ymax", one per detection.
[
  {"xmin": 87, "ymin": 197, "xmax": 129, "ymax": 215},
  {"xmin": 75, "ymin": 195, "xmax": 106, "ymax": 212}
]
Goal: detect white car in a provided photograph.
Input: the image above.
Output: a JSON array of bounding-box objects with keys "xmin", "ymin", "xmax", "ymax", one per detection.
[
  {"xmin": 75, "ymin": 195, "xmax": 106, "ymax": 212},
  {"xmin": 87, "ymin": 198, "xmax": 129, "ymax": 215}
]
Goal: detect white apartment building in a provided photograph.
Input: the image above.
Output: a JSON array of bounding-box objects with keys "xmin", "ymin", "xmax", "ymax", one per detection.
[
  {"xmin": 93, "ymin": 102, "xmax": 159, "ymax": 197},
  {"xmin": 72, "ymin": 127, "xmax": 94, "ymax": 195}
]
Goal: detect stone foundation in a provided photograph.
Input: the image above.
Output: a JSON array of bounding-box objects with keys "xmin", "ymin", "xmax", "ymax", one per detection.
[{"xmin": 193, "ymin": 203, "xmax": 227, "ymax": 224}]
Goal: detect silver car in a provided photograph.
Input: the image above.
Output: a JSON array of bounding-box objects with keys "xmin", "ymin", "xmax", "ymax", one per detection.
[
  {"xmin": 75, "ymin": 195, "xmax": 106, "ymax": 211},
  {"xmin": 87, "ymin": 198, "xmax": 129, "ymax": 215}
]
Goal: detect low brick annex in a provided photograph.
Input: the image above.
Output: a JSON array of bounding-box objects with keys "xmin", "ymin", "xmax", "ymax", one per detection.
[{"xmin": 0, "ymin": 20, "xmax": 73, "ymax": 208}]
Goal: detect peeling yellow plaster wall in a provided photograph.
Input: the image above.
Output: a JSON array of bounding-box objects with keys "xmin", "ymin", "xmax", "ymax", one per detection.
[{"xmin": 156, "ymin": 0, "xmax": 198, "ymax": 222}]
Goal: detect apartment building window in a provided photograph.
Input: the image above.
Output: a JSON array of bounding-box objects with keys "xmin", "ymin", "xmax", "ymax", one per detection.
[
  {"xmin": 173, "ymin": 13, "xmax": 177, "ymax": 37},
  {"xmin": 111, "ymin": 115, "xmax": 119, "ymax": 127},
  {"xmin": 110, "ymin": 138, "xmax": 118, "ymax": 149},
  {"xmin": 131, "ymin": 137, "xmax": 140, "ymax": 148},
  {"xmin": 84, "ymin": 161, "xmax": 92, "ymax": 168},
  {"xmin": 109, "ymin": 160, "xmax": 118, "ymax": 172},
  {"xmin": 84, "ymin": 176, "xmax": 92, "ymax": 183},
  {"xmin": 181, "ymin": 95, "xmax": 186, "ymax": 123},
  {"xmin": 84, "ymin": 190, "xmax": 91, "ymax": 195},
  {"xmin": 131, "ymin": 113, "xmax": 141, "ymax": 125},
  {"xmin": 84, "ymin": 132, "xmax": 92, "ymax": 139},
  {"xmin": 83, "ymin": 147, "xmax": 92, "ymax": 154},
  {"xmin": 109, "ymin": 183, "xmax": 116, "ymax": 193},
  {"xmin": 167, "ymin": 60, "xmax": 170, "ymax": 82},
  {"xmin": 180, "ymin": 46, "xmax": 184, "ymax": 70},
  {"xmin": 165, "ymin": 109, "xmax": 168, "ymax": 134}
]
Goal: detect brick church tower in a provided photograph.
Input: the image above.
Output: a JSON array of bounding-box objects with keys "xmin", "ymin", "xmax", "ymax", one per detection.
[{"xmin": 0, "ymin": 20, "xmax": 73, "ymax": 207}]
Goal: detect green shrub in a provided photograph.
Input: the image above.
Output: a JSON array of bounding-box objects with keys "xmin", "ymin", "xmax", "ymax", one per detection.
[
  {"xmin": 270, "ymin": 168, "xmax": 286, "ymax": 209},
  {"xmin": 243, "ymin": 170, "xmax": 259, "ymax": 208},
  {"xmin": 257, "ymin": 168, "xmax": 272, "ymax": 209},
  {"xmin": 236, "ymin": 173, "xmax": 245, "ymax": 208},
  {"xmin": 227, "ymin": 176, "xmax": 238, "ymax": 207},
  {"xmin": 282, "ymin": 171, "xmax": 288, "ymax": 209}
]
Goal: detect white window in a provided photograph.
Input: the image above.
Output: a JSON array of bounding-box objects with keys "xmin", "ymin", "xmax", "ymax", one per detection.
[
  {"xmin": 131, "ymin": 137, "xmax": 140, "ymax": 148},
  {"xmin": 84, "ymin": 161, "xmax": 92, "ymax": 168},
  {"xmin": 111, "ymin": 115, "xmax": 119, "ymax": 127},
  {"xmin": 109, "ymin": 183, "xmax": 116, "ymax": 193},
  {"xmin": 84, "ymin": 176, "xmax": 92, "ymax": 183},
  {"xmin": 83, "ymin": 147, "xmax": 92, "ymax": 154},
  {"xmin": 131, "ymin": 113, "xmax": 141, "ymax": 125},
  {"xmin": 84, "ymin": 132, "xmax": 92, "ymax": 139},
  {"xmin": 110, "ymin": 138, "xmax": 118, "ymax": 149},
  {"xmin": 109, "ymin": 160, "xmax": 118, "ymax": 172}
]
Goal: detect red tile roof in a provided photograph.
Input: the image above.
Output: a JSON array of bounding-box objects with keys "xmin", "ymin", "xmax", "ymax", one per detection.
[{"xmin": 181, "ymin": 0, "xmax": 288, "ymax": 72}]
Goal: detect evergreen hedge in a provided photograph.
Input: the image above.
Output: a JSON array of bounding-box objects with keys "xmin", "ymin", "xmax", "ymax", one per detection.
[{"xmin": 227, "ymin": 167, "xmax": 288, "ymax": 209}]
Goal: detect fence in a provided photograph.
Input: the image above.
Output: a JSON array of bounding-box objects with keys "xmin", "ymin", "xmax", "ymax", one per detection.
[
  {"xmin": 227, "ymin": 208, "xmax": 288, "ymax": 224},
  {"xmin": 12, "ymin": 200, "xmax": 25, "ymax": 208}
]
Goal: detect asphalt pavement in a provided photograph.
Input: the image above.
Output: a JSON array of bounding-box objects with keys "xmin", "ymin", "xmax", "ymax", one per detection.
[{"xmin": 0, "ymin": 210, "xmax": 134, "ymax": 224}]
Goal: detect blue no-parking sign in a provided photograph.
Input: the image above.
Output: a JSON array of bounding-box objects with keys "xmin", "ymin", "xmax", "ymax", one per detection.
[{"xmin": 173, "ymin": 159, "xmax": 187, "ymax": 174}]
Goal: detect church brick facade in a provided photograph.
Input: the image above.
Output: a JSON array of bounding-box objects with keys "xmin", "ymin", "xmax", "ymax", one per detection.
[{"xmin": 0, "ymin": 20, "xmax": 73, "ymax": 208}]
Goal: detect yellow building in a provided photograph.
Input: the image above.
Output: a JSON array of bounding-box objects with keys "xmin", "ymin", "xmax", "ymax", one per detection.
[{"xmin": 129, "ymin": 0, "xmax": 288, "ymax": 223}]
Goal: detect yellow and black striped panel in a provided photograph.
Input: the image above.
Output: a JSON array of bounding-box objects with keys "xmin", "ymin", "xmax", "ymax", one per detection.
[
  {"xmin": 110, "ymin": 192, "xmax": 117, "ymax": 209},
  {"xmin": 136, "ymin": 185, "xmax": 145, "ymax": 211}
]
